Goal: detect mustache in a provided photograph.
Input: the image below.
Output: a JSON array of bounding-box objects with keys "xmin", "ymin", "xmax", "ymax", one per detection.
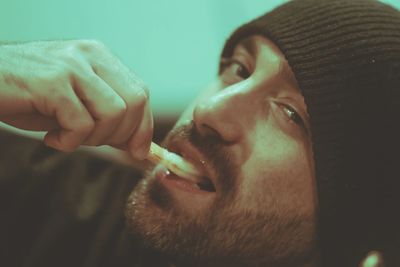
[{"xmin": 162, "ymin": 121, "xmax": 239, "ymax": 197}]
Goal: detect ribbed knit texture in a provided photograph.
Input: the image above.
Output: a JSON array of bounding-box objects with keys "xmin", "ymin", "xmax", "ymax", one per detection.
[{"xmin": 221, "ymin": 0, "xmax": 400, "ymax": 266}]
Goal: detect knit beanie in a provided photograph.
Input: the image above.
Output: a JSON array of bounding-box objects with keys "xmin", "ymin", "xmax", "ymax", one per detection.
[{"xmin": 220, "ymin": 0, "xmax": 400, "ymax": 266}]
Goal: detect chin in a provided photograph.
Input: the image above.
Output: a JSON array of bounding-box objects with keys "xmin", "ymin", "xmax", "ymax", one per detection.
[{"xmin": 124, "ymin": 170, "xmax": 317, "ymax": 267}]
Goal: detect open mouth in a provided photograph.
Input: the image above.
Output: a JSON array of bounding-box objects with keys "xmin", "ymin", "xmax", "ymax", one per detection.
[
  {"xmin": 154, "ymin": 161, "xmax": 216, "ymax": 193},
  {"xmin": 172, "ymin": 150, "xmax": 216, "ymax": 193},
  {"xmin": 153, "ymin": 139, "xmax": 218, "ymax": 196},
  {"xmin": 181, "ymin": 171, "xmax": 216, "ymax": 193},
  {"xmin": 196, "ymin": 176, "xmax": 216, "ymax": 192}
]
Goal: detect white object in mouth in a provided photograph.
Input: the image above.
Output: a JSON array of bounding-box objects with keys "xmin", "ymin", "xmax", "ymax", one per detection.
[
  {"xmin": 153, "ymin": 163, "xmax": 215, "ymax": 192},
  {"xmin": 147, "ymin": 142, "xmax": 203, "ymax": 183}
]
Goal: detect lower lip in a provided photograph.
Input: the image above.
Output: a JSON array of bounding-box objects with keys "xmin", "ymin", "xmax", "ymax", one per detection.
[{"xmin": 154, "ymin": 165, "xmax": 213, "ymax": 196}]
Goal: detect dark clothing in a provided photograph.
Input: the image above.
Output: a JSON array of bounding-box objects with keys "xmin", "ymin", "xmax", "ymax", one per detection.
[{"xmin": 0, "ymin": 130, "xmax": 166, "ymax": 267}]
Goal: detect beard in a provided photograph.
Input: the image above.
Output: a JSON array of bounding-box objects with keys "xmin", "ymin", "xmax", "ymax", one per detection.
[{"xmin": 125, "ymin": 122, "xmax": 316, "ymax": 267}]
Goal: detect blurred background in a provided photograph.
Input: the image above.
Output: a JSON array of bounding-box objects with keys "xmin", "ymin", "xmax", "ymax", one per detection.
[{"xmin": 1, "ymin": 0, "xmax": 399, "ymax": 130}]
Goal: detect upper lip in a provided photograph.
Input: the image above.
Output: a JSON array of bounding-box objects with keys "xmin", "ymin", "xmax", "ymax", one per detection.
[{"xmin": 167, "ymin": 139, "xmax": 217, "ymax": 192}]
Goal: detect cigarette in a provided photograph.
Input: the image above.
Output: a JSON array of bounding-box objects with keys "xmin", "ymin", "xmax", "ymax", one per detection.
[{"xmin": 147, "ymin": 142, "xmax": 202, "ymax": 178}]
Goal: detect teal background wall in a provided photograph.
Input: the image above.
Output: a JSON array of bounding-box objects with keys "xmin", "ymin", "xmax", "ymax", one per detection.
[{"xmin": 1, "ymin": 0, "xmax": 399, "ymax": 118}]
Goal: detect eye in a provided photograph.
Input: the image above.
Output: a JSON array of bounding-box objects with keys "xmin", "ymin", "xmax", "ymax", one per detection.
[
  {"xmin": 219, "ymin": 58, "xmax": 251, "ymax": 84},
  {"xmin": 281, "ymin": 104, "xmax": 306, "ymax": 128}
]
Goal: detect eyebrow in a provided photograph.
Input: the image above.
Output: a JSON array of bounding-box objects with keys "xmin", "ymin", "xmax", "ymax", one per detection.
[
  {"xmin": 237, "ymin": 38, "xmax": 258, "ymax": 58},
  {"xmin": 238, "ymin": 38, "xmax": 298, "ymax": 87}
]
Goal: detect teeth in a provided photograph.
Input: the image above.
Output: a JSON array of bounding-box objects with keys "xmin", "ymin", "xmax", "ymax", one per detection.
[
  {"xmin": 152, "ymin": 147, "xmax": 216, "ymax": 192},
  {"xmin": 156, "ymin": 163, "xmax": 213, "ymax": 192},
  {"xmin": 162, "ymin": 150, "xmax": 203, "ymax": 179},
  {"xmin": 154, "ymin": 164, "xmax": 170, "ymax": 180}
]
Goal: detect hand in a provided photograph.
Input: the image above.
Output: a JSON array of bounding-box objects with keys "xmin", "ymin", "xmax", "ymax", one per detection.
[
  {"xmin": 360, "ymin": 251, "xmax": 384, "ymax": 267},
  {"xmin": 0, "ymin": 40, "xmax": 153, "ymax": 160}
]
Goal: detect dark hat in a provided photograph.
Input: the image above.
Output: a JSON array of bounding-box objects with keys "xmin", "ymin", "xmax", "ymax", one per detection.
[{"xmin": 221, "ymin": 0, "xmax": 400, "ymax": 266}]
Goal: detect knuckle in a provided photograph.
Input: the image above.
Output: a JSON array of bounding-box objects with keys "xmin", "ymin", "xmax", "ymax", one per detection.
[
  {"xmin": 39, "ymin": 67, "xmax": 69, "ymax": 85},
  {"xmin": 106, "ymin": 97, "xmax": 127, "ymax": 120},
  {"xmin": 62, "ymin": 51, "xmax": 83, "ymax": 71},
  {"xmin": 92, "ymin": 40, "xmax": 106, "ymax": 50},
  {"xmin": 141, "ymin": 86, "xmax": 150, "ymax": 98},
  {"xmin": 75, "ymin": 39, "xmax": 106, "ymax": 53},
  {"xmin": 130, "ymin": 89, "xmax": 148, "ymax": 110}
]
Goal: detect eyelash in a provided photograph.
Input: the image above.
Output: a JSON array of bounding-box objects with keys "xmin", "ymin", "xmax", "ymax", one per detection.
[
  {"xmin": 280, "ymin": 104, "xmax": 307, "ymax": 130},
  {"xmin": 220, "ymin": 58, "xmax": 251, "ymax": 82}
]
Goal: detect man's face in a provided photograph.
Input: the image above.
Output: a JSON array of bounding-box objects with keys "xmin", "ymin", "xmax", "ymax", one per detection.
[{"xmin": 126, "ymin": 36, "xmax": 318, "ymax": 267}]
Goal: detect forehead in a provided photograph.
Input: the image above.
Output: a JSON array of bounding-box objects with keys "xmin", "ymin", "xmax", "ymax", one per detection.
[{"xmin": 236, "ymin": 35, "xmax": 284, "ymax": 59}]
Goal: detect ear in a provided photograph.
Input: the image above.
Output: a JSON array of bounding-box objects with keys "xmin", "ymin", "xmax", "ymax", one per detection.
[{"xmin": 359, "ymin": 251, "xmax": 384, "ymax": 267}]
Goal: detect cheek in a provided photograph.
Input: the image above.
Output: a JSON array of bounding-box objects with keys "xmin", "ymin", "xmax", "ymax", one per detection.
[{"xmin": 238, "ymin": 133, "xmax": 316, "ymax": 216}]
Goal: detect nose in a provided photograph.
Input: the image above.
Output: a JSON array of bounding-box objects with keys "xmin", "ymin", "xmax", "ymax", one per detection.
[{"xmin": 193, "ymin": 81, "xmax": 255, "ymax": 143}]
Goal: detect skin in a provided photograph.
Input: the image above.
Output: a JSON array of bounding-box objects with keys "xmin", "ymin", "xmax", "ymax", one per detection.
[
  {"xmin": 125, "ymin": 36, "xmax": 319, "ymax": 267},
  {"xmin": 0, "ymin": 37, "xmax": 382, "ymax": 267},
  {"xmin": 0, "ymin": 40, "xmax": 153, "ymax": 160}
]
